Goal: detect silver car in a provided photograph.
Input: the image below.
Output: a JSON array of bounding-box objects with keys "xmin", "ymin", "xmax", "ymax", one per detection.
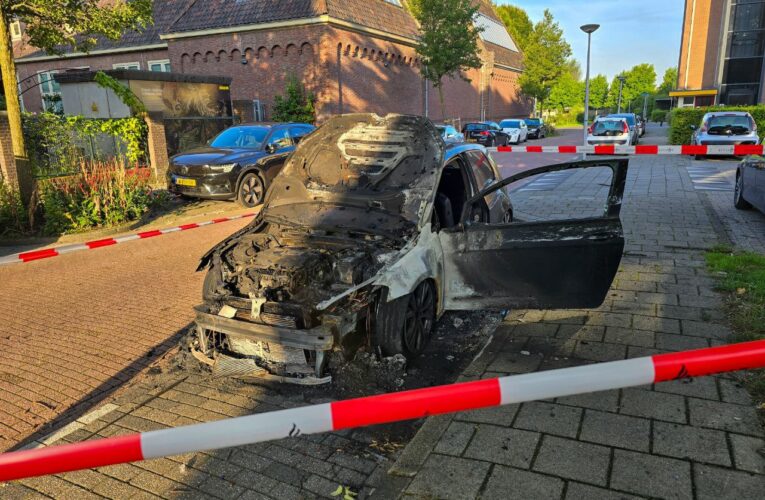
[
  {"xmin": 587, "ymin": 118, "xmax": 632, "ymax": 146},
  {"xmin": 691, "ymin": 111, "xmax": 759, "ymax": 149}
]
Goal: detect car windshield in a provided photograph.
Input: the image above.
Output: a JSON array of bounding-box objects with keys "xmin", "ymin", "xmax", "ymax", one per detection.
[
  {"xmin": 609, "ymin": 114, "xmax": 635, "ymax": 127},
  {"xmin": 500, "ymin": 120, "xmax": 522, "ymax": 128},
  {"xmin": 210, "ymin": 126, "xmax": 269, "ymax": 149},
  {"xmin": 706, "ymin": 115, "xmax": 754, "ymax": 133},
  {"xmin": 524, "ymin": 118, "xmax": 541, "ymax": 126},
  {"xmin": 465, "ymin": 123, "xmax": 488, "ymax": 131}
]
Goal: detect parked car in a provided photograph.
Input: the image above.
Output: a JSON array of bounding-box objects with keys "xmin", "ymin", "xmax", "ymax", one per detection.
[
  {"xmin": 735, "ymin": 139, "xmax": 765, "ymax": 213},
  {"xmin": 587, "ymin": 117, "xmax": 632, "ymax": 146},
  {"xmin": 435, "ymin": 124, "xmax": 465, "ymax": 144},
  {"xmin": 192, "ymin": 113, "xmax": 628, "ymax": 383},
  {"xmin": 524, "ymin": 117, "xmax": 547, "ymax": 139},
  {"xmin": 462, "ymin": 121, "xmax": 511, "ymax": 147},
  {"xmin": 167, "ymin": 122, "xmax": 316, "ymax": 207},
  {"xmin": 691, "ymin": 111, "xmax": 759, "ymax": 160},
  {"xmin": 606, "ymin": 113, "xmax": 640, "ymax": 145},
  {"xmin": 499, "ymin": 119, "xmax": 529, "ymax": 144}
]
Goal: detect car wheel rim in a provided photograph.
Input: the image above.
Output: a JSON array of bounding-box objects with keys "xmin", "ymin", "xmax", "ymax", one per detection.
[
  {"xmin": 404, "ymin": 283, "xmax": 434, "ymax": 354},
  {"xmin": 241, "ymin": 175, "xmax": 263, "ymax": 206},
  {"xmin": 735, "ymin": 175, "xmax": 742, "ymax": 202}
]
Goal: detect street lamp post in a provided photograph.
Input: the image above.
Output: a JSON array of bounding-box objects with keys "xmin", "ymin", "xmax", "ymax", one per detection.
[
  {"xmin": 580, "ymin": 23, "xmax": 600, "ymax": 156},
  {"xmin": 616, "ymin": 75, "xmax": 626, "ymax": 113},
  {"xmin": 642, "ymin": 91, "xmax": 649, "ymax": 120}
]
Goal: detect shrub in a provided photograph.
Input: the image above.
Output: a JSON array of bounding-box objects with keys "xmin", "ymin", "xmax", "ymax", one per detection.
[
  {"xmin": 650, "ymin": 109, "xmax": 667, "ymax": 123},
  {"xmin": 39, "ymin": 161, "xmax": 160, "ymax": 235},
  {"xmin": 271, "ymin": 76, "xmax": 316, "ymax": 123},
  {"xmin": 0, "ymin": 179, "xmax": 28, "ymax": 236},
  {"xmin": 668, "ymin": 105, "xmax": 765, "ymax": 144}
]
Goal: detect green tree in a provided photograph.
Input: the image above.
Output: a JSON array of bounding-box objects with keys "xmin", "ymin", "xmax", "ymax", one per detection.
[
  {"xmin": 0, "ymin": 0, "xmax": 153, "ymax": 158},
  {"xmin": 658, "ymin": 66, "xmax": 678, "ymax": 94},
  {"xmin": 588, "ymin": 74, "xmax": 609, "ymax": 110},
  {"xmin": 548, "ymin": 72, "xmax": 583, "ymax": 111},
  {"xmin": 495, "ymin": 4, "xmax": 533, "ymax": 51},
  {"xmin": 271, "ymin": 76, "xmax": 316, "ymax": 123},
  {"xmin": 606, "ymin": 64, "xmax": 657, "ymax": 110},
  {"xmin": 409, "ymin": 0, "xmax": 483, "ymax": 119},
  {"xmin": 518, "ymin": 9, "xmax": 572, "ymax": 115}
]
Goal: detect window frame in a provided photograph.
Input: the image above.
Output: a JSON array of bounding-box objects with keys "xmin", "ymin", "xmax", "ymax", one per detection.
[
  {"xmin": 38, "ymin": 70, "xmax": 63, "ymax": 113},
  {"xmin": 112, "ymin": 62, "xmax": 141, "ymax": 70},
  {"xmin": 147, "ymin": 59, "xmax": 171, "ymax": 72}
]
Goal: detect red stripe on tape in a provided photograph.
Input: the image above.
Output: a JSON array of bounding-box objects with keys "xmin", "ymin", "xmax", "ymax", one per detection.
[
  {"xmin": 558, "ymin": 145, "xmax": 577, "ymax": 153},
  {"xmin": 496, "ymin": 146, "xmax": 512, "ymax": 152},
  {"xmin": 733, "ymin": 144, "xmax": 763, "ymax": 156},
  {"xmin": 594, "ymin": 145, "xmax": 615, "ymax": 155},
  {"xmin": 138, "ymin": 230, "xmax": 162, "ymax": 239},
  {"xmin": 652, "ymin": 339, "xmax": 765, "ymax": 383},
  {"xmin": 525, "ymin": 146, "xmax": 543, "ymax": 153},
  {"xmin": 0, "ymin": 434, "xmax": 142, "ymax": 482},
  {"xmin": 18, "ymin": 248, "xmax": 58, "ymax": 262},
  {"xmin": 86, "ymin": 238, "xmax": 117, "ymax": 249},
  {"xmin": 179, "ymin": 223, "xmax": 199, "ymax": 230},
  {"xmin": 212, "ymin": 218, "xmax": 230, "ymax": 224},
  {"xmin": 681, "ymin": 145, "xmax": 707, "ymax": 155},
  {"xmin": 330, "ymin": 378, "xmax": 501, "ymax": 430},
  {"xmin": 635, "ymin": 145, "xmax": 659, "ymax": 155}
]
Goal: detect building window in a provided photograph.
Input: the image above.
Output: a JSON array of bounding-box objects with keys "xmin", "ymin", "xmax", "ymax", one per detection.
[
  {"xmin": 721, "ymin": 0, "xmax": 765, "ymax": 105},
  {"xmin": 38, "ymin": 71, "xmax": 62, "ymax": 113},
  {"xmin": 10, "ymin": 20, "xmax": 22, "ymax": 41},
  {"xmin": 113, "ymin": 62, "xmax": 140, "ymax": 70},
  {"xmin": 148, "ymin": 60, "xmax": 171, "ymax": 72}
]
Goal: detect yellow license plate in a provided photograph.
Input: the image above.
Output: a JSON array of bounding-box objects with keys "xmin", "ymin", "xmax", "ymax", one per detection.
[{"xmin": 175, "ymin": 177, "xmax": 196, "ymax": 187}]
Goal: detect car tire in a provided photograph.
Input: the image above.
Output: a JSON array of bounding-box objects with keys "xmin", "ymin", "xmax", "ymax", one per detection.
[
  {"xmin": 375, "ymin": 281, "xmax": 436, "ymax": 358},
  {"xmin": 237, "ymin": 172, "xmax": 265, "ymax": 208},
  {"xmin": 734, "ymin": 172, "xmax": 752, "ymax": 210}
]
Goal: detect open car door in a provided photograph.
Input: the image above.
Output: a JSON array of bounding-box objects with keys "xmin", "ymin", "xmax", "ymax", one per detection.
[{"xmin": 439, "ymin": 158, "xmax": 628, "ymax": 310}]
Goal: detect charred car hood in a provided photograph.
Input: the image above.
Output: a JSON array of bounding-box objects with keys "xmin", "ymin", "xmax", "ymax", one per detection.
[{"xmin": 172, "ymin": 147, "xmax": 266, "ymax": 166}]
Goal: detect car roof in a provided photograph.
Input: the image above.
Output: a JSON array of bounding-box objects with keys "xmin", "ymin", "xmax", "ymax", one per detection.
[
  {"xmin": 608, "ymin": 113, "xmax": 635, "ymax": 117},
  {"xmin": 703, "ymin": 111, "xmax": 752, "ymax": 117},
  {"xmin": 444, "ymin": 142, "xmax": 485, "ymax": 161}
]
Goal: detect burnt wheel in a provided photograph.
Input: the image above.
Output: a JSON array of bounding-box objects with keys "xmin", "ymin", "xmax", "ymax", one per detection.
[
  {"xmin": 237, "ymin": 172, "xmax": 264, "ymax": 208},
  {"xmin": 374, "ymin": 281, "xmax": 436, "ymax": 358},
  {"xmin": 734, "ymin": 172, "xmax": 752, "ymax": 210},
  {"xmin": 402, "ymin": 281, "xmax": 436, "ymax": 357}
]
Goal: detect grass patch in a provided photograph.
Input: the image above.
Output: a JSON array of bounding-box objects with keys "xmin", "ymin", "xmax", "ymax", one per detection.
[{"xmin": 705, "ymin": 247, "xmax": 765, "ymax": 412}]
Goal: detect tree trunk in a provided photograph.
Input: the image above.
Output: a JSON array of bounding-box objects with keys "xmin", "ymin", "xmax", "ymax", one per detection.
[
  {"xmin": 437, "ymin": 83, "xmax": 446, "ymax": 122},
  {"xmin": 0, "ymin": 13, "xmax": 26, "ymax": 158}
]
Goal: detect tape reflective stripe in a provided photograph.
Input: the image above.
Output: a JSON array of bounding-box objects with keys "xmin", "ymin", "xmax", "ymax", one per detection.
[
  {"xmin": 330, "ymin": 378, "xmax": 500, "ymax": 430},
  {"xmin": 1, "ymin": 340, "xmax": 762, "ymax": 482},
  {"xmin": 179, "ymin": 223, "xmax": 199, "ymax": 230},
  {"xmin": 18, "ymin": 248, "xmax": 58, "ymax": 262},
  {"xmin": 86, "ymin": 238, "xmax": 117, "ymax": 249},
  {"xmin": 653, "ymin": 341, "xmax": 765, "ymax": 382},
  {"xmin": 490, "ymin": 145, "xmax": 760, "ymax": 155},
  {"xmin": 0, "ymin": 434, "xmax": 142, "ymax": 482},
  {"xmin": 137, "ymin": 230, "xmax": 162, "ymax": 239},
  {"xmin": 558, "ymin": 145, "xmax": 578, "ymax": 153},
  {"xmin": 635, "ymin": 145, "xmax": 659, "ymax": 155},
  {"xmin": 141, "ymin": 404, "xmax": 333, "ymax": 459}
]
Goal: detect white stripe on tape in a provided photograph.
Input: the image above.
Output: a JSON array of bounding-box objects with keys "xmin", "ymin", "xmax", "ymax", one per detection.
[
  {"xmin": 114, "ymin": 234, "xmax": 140, "ymax": 243},
  {"xmin": 0, "ymin": 255, "xmax": 21, "ymax": 265},
  {"xmin": 55, "ymin": 243, "xmax": 89, "ymax": 255},
  {"xmin": 498, "ymin": 357, "xmax": 654, "ymax": 404},
  {"xmin": 140, "ymin": 403, "xmax": 333, "ymax": 459}
]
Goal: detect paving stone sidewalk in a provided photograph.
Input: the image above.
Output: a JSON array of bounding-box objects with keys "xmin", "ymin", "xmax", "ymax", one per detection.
[{"xmin": 382, "ymin": 155, "xmax": 765, "ymax": 499}]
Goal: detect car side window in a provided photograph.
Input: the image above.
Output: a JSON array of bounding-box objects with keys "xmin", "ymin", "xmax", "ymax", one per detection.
[
  {"xmin": 267, "ymin": 128, "xmax": 291, "ymax": 150},
  {"xmin": 466, "ymin": 150, "xmax": 496, "ymax": 189},
  {"xmin": 289, "ymin": 126, "xmax": 312, "ymax": 144}
]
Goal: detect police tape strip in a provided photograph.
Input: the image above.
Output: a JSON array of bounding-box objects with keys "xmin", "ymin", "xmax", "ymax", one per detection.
[
  {"xmin": 493, "ymin": 144, "xmax": 763, "ymax": 155},
  {"xmin": 0, "ymin": 213, "xmax": 256, "ymax": 267},
  {"xmin": 1, "ymin": 339, "xmax": 763, "ymax": 482}
]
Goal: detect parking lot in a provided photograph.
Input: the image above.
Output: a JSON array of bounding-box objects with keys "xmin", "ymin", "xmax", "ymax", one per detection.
[{"xmin": 1, "ymin": 125, "xmax": 764, "ymax": 499}]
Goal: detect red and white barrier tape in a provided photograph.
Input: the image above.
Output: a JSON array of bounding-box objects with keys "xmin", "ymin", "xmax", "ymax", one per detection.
[
  {"xmin": 494, "ymin": 144, "xmax": 764, "ymax": 155},
  {"xmin": 0, "ymin": 213, "xmax": 256, "ymax": 267},
  {"xmin": 1, "ymin": 339, "xmax": 763, "ymax": 482}
]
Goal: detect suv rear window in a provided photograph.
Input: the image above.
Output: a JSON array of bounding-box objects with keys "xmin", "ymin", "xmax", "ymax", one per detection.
[
  {"xmin": 465, "ymin": 123, "xmax": 488, "ymax": 131},
  {"xmin": 524, "ymin": 118, "xmax": 541, "ymax": 126},
  {"xmin": 593, "ymin": 120, "xmax": 627, "ymax": 135},
  {"xmin": 706, "ymin": 114, "xmax": 754, "ymax": 133},
  {"xmin": 608, "ymin": 114, "xmax": 635, "ymax": 127}
]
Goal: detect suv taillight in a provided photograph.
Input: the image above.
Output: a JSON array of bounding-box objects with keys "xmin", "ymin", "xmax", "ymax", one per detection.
[
  {"xmin": 588, "ymin": 124, "xmax": 594, "ymax": 134},
  {"xmin": 480, "ymin": 130, "xmax": 490, "ymax": 136},
  {"xmin": 622, "ymin": 122, "xmax": 629, "ymax": 134}
]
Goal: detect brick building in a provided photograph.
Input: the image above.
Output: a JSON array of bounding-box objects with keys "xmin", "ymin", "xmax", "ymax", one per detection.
[
  {"xmin": 12, "ymin": 0, "xmax": 530, "ymax": 123},
  {"xmin": 674, "ymin": 0, "xmax": 765, "ymax": 107}
]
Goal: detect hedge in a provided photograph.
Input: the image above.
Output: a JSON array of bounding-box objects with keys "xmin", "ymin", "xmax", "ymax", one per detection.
[{"xmin": 668, "ymin": 105, "xmax": 765, "ymax": 145}]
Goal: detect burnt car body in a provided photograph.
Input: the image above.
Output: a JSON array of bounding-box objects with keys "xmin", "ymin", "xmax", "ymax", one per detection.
[
  {"xmin": 192, "ymin": 114, "xmax": 628, "ymax": 383},
  {"xmin": 167, "ymin": 123, "xmax": 315, "ymax": 207}
]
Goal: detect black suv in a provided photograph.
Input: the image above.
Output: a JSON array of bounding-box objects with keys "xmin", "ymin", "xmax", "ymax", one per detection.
[
  {"xmin": 167, "ymin": 123, "xmax": 315, "ymax": 207},
  {"xmin": 462, "ymin": 122, "xmax": 511, "ymax": 147}
]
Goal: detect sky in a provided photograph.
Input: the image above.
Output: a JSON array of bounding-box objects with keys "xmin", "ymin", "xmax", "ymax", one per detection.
[{"xmin": 496, "ymin": 0, "xmax": 685, "ymax": 82}]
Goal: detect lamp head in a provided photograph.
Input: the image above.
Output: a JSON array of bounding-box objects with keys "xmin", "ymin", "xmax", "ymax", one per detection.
[{"xmin": 580, "ymin": 24, "xmax": 600, "ymax": 34}]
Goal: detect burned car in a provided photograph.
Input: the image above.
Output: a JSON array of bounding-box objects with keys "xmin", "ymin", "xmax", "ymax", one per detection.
[{"xmin": 192, "ymin": 113, "xmax": 628, "ymax": 383}]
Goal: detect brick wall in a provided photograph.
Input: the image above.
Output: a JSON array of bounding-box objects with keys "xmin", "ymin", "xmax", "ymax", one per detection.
[
  {"xmin": 676, "ymin": 0, "xmax": 725, "ymax": 91},
  {"xmin": 16, "ymin": 48, "xmax": 170, "ymax": 113}
]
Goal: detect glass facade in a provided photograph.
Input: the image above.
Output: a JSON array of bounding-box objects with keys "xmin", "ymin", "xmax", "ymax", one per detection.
[{"xmin": 721, "ymin": 0, "xmax": 765, "ymax": 104}]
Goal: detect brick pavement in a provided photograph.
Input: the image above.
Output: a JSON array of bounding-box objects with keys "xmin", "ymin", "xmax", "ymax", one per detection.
[
  {"xmin": 0, "ymin": 216, "xmax": 250, "ymax": 452},
  {"xmin": 381, "ymin": 154, "xmax": 764, "ymax": 499}
]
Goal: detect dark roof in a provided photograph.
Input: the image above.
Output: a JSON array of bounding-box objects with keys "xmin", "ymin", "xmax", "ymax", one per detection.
[
  {"xmin": 485, "ymin": 41, "xmax": 523, "ymax": 69},
  {"xmin": 167, "ymin": 0, "xmax": 419, "ymax": 39},
  {"xmin": 16, "ymin": 0, "xmax": 194, "ymax": 60},
  {"xmin": 53, "ymin": 69, "xmax": 231, "ymax": 85}
]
